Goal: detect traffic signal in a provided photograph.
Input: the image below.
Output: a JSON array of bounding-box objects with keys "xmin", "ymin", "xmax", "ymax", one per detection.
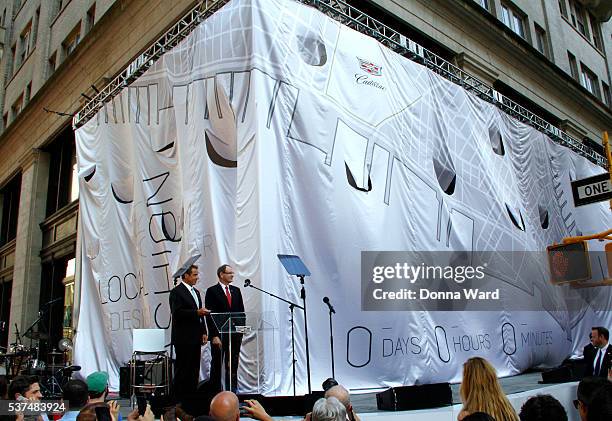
[{"xmin": 547, "ymin": 241, "xmax": 590, "ymax": 284}]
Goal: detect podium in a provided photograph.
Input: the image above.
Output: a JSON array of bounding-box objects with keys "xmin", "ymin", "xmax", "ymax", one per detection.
[{"xmin": 209, "ymin": 311, "xmax": 278, "ymax": 393}]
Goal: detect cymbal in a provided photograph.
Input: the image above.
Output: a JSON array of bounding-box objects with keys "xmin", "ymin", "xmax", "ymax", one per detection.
[
  {"xmin": 48, "ymin": 351, "xmax": 64, "ymax": 356},
  {"xmin": 24, "ymin": 331, "xmax": 49, "ymax": 341}
]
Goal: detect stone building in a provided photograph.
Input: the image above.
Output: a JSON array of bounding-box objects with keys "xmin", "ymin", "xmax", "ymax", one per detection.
[{"xmin": 0, "ymin": 0, "xmax": 609, "ymax": 357}]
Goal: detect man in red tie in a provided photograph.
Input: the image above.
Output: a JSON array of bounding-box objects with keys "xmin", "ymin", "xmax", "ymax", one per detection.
[{"xmin": 205, "ymin": 264, "xmax": 245, "ymax": 393}]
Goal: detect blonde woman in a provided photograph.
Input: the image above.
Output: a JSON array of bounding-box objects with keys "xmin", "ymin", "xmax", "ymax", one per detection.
[{"xmin": 458, "ymin": 357, "xmax": 519, "ymax": 421}]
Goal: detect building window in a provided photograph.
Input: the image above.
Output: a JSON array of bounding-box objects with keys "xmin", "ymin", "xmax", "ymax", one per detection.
[
  {"xmin": 535, "ymin": 24, "xmax": 549, "ymax": 58},
  {"xmin": 9, "ymin": 44, "xmax": 15, "ymax": 76},
  {"xmin": 569, "ymin": 0, "xmax": 589, "ymax": 37},
  {"xmin": 475, "ymin": 0, "xmax": 489, "ymax": 11},
  {"xmin": 501, "ymin": 3, "xmax": 526, "ymax": 38},
  {"xmin": 0, "ymin": 173, "xmax": 21, "ymax": 246},
  {"xmin": 18, "ymin": 22, "xmax": 32, "ymax": 66},
  {"xmin": 589, "ymin": 14, "xmax": 603, "ymax": 51},
  {"xmin": 567, "ymin": 52, "xmax": 578, "ymax": 80},
  {"xmin": 569, "ymin": 0, "xmax": 577, "ymax": 25},
  {"xmin": 580, "ymin": 64, "xmax": 600, "ymax": 99},
  {"xmin": 11, "ymin": 95, "xmax": 23, "ymax": 121},
  {"xmin": 24, "ymin": 82, "xmax": 31, "ymax": 103},
  {"xmin": 48, "ymin": 51, "xmax": 57, "ymax": 76},
  {"xmin": 559, "ymin": 0, "xmax": 568, "ymax": 18},
  {"xmin": 62, "ymin": 24, "xmax": 81, "ymax": 59},
  {"xmin": 0, "ymin": 281, "xmax": 12, "ymax": 348},
  {"xmin": 85, "ymin": 4, "xmax": 96, "ymax": 33},
  {"xmin": 46, "ymin": 127, "xmax": 78, "ymax": 216},
  {"xmin": 32, "ymin": 8, "xmax": 40, "ymax": 45},
  {"xmin": 603, "ymin": 83, "xmax": 611, "ymax": 107},
  {"xmin": 55, "ymin": 0, "xmax": 65, "ymax": 17}
]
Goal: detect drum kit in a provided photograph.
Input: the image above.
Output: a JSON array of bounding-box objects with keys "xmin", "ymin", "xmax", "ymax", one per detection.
[{"xmin": 0, "ymin": 301, "xmax": 80, "ymax": 398}]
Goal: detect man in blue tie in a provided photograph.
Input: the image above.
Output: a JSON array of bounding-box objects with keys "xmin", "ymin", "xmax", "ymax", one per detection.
[
  {"xmin": 169, "ymin": 264, "xmax": 210, "ymax": 400},
  {"xmin": 585, "ymin": 327, "xmax": 611, "ymax": 378}
]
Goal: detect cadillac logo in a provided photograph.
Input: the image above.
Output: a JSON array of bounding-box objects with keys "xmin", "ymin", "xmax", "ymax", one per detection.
[{"xmin": 357, "ymin": 57, "xmax": 382, "ymax": 76}]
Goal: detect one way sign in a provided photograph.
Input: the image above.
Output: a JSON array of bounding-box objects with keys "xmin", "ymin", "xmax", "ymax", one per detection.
[{"xmin": 571, "ymin": 172, "xmax": 612, "ymax": 207}]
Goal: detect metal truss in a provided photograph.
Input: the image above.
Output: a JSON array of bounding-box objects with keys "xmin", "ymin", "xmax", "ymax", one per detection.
[
  {"xmin": 73, "ymin": 0, "xmax": 606, "ymax": 167},
  {"xmin": 72, "ymin": 0, "xmax": 230, "ymax": 129},
  {"xmin": 303, "ymin": 0, "xmax": 606, "ymax": 167}
]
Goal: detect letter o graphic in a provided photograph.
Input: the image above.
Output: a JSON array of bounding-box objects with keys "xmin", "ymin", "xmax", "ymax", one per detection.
[
  {"xmin": 346, "ymin": 326, "xmax": 372, "ymax": 368},
  {"xmin": 108, "ymin": 276, "xmax": 122, "ymax": 302},
  {"xmin": 435, "ymin": 326, "xmax": 451, "ymax": 363},
  {"xmin": 154, "ymin": 302, "xmax": 171, "ymax": 329},
  {"xmin": 501, "ymin": 323, "xmax": 516, "ymax": 355}
]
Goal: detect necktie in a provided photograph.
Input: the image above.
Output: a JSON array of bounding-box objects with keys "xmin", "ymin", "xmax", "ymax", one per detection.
[
  {"xmin": 189, "ymin": 286, "xmax": 199, "ymax": 306},
  {"xmin": 594, "ymin": 349, "xmax": 603, "ymax": 376},
  {"xmin": 225, "ymin": 285, "xmax": 232, "ymax": 307}
]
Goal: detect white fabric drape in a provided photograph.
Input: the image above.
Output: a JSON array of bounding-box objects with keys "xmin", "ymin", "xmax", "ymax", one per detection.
[{"xmin": 74, "ymin": 0, "xmax": 612, "ymax": 393}]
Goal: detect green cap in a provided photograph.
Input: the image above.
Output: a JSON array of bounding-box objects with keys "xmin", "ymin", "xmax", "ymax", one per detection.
[{"xmin": 86, "ymin": 371, "xmax": 109, "ymax": 393}]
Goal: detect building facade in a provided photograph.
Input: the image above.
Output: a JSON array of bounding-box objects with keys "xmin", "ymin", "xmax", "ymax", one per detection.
[{"xmin": 0, "ymin": 0, "xmax": 609, "ymax": 359}]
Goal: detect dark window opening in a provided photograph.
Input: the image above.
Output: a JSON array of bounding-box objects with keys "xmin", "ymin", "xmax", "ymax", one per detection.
[
  {"xmin": 559, "ymin": 0, "xmax": 568, "ymax": 18},
  {"xmin": 45, "ymin": 126, "xmax": 78, "ymax": 217},
  {"xmin": 0, "ymin": 173, "xmax": 22, "ymax": 246},
  {"xmin": 568, "ymin": 51, "xmax": 578, "ymax": 80},
  {"xmin": 0, "ymin": 281, "xmax": 12, "ymax": 348},
  {"xmin": 38, "ymin": 257, "xmax": 68, "ymax": 356}
]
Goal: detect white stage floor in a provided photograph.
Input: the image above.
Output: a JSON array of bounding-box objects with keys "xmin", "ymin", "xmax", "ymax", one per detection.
[{"xmin": 276, "ymin": 372, "xmax": 580, "ymax": 421}]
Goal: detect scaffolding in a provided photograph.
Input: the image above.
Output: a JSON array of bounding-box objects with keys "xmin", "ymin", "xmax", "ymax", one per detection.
[
  {"xmin": 72, "ymin": 0, "xmax": 230, "ymax": 129},
  {"xmin": 72, "ymin": 0, "xmax": 607, "ymax": 168}
]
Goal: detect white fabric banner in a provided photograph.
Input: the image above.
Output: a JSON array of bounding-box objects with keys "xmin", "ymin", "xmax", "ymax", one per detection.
[{"xmin": 74, "ymin": 0, "xmax": 612, "ymax": 393}]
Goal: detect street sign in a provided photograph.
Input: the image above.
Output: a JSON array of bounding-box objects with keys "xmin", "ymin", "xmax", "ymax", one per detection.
[{"xmin": 571, "ymin": 172, "xmax": 612, "ymax": 207}]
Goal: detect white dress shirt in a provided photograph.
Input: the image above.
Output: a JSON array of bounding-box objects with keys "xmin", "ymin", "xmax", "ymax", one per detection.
[
  {"xmin": 593, "ymin": 343, "xmax": 610, "ymax": 375},
  {"xmin": 181, "ymin": 281, "xmax": 200, "ymax": 307}
]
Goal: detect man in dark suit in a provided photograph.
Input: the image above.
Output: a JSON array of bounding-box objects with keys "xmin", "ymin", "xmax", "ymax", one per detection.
[
  {"xmin": 169, "ymin": 264, "xmax": 209, "ymax": 399},
  {"xmin": 583, "ymin": 331, "xmax": 597, "ymax": 366},
  {"xmin": 584, "ymin": 326, "xmax": 612, "ymax": 379},
  {"xmin": 205, "ymin": 264, "xmax": 245, "ymax": 393}
]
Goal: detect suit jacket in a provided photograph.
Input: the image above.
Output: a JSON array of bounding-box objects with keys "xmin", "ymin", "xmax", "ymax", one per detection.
[
  {"xmin": 584, "ymin": 343, "xmax": 612, "ymax": 378},
  {"xmin": 584, "ymin": 343, "xmax": 597, "ymax": 361},
  {"xmin": 169, "ymin": 283, "xmax": 207, "ymax": 346},
  {"xmin": 205, "ymin": 283, "xmax": 245, "ymax": 339}
]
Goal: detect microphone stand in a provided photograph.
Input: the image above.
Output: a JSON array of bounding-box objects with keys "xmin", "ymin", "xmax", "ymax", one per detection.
[
  {"xmin": 14, "ymin": 323, "xmax": 22, "ymax": 346},
  {"xmin": 245, "ymin": 281, "xmax": 303, "ymax": 396},
  {"xmin": 323, "ymin": 299, "xmax": 335, "ymax": 379},
  {"xmin": 299, "ymin": 275, "xmax": 312, "ymax": 395}
]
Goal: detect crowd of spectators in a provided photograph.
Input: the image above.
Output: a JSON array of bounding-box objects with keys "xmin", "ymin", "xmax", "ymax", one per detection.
[
  {"xmin": 0, "ymin": 368, "xmax": 609, "ymax": 421},
  {"xmin": 0, "ymin": 326, "xmax": 610, "ymax": 421}
]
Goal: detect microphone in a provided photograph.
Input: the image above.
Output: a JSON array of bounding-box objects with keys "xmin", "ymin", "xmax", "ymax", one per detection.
[
  {"xmin": 60, "ymin": 365, "xmax": 81, "ymax": 373},
  {"xmin": 244, "ymin": 279, "xmax": 251, "ymax": 288},
  {"xmin": 323, "ymin": 297, "xmax": 335, "ymax": 314},
  {"xmin": 41, "ymin": 297, "xmax": 62, "ymax": 307}
]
